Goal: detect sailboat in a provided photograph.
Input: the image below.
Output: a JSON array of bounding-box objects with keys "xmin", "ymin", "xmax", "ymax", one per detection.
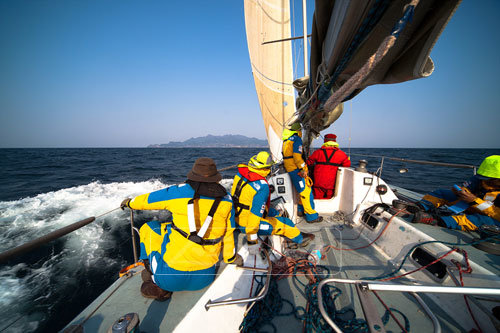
[{"xmin": 4, "ymin": 0, "xmax": 498, "ymax": 332}]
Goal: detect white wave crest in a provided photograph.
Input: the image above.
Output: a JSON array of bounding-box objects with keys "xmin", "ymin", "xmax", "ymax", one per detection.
[{"xmin": 0, "ymin": 180, "xmax": 169, "ymax": 332}]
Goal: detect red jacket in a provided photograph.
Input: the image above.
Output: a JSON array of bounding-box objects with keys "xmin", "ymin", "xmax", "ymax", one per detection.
[{"xmin": 307, "ymin": 146, "xmax": 350, "ymax": 191}]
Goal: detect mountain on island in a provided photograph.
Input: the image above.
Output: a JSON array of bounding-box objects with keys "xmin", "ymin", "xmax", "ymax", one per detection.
[{"xmin": 148, "ymin": 134, "xmax": 268, "ymax": 148}]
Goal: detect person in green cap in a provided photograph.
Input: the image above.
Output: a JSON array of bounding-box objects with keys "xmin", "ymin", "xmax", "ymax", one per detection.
[{"xmin": 411, "ymin": 155, "xmax": 500, "ymax": 231}]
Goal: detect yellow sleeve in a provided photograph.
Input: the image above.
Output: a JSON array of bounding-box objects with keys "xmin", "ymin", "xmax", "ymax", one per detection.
[
  {"xmin": 472, "ymin": 198, "xmax": 500, "ymax": 222},
  {"xmin": 129, "ymin": 192, "xmax": 170, "ymax": 210},
  {"xmin": 245, "ymin": 212, "xmax": 261, "ymax": 242}
]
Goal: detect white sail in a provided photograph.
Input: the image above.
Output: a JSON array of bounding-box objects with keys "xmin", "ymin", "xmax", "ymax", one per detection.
[{"xmin": 244, "ymin": 0, "xmax": 296, "ymax": 161}]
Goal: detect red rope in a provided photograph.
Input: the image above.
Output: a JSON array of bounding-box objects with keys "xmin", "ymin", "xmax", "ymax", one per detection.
[
  {"xmin": 380, "ymin": 248, "xmax": 458, "ymax": 282},
  {"xmin": 372, "ymin": 290, "xmax": 408, "ymax": 333},
  {"xmin": 453, "ymin": 251, "xmax": 482, "ymax": 333}
]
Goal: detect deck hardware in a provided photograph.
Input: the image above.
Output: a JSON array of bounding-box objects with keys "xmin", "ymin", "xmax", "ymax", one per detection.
[
  {"xmin": 204, "ymin": 249, "xmax": 272, "ymax": 311},
  {"xmin": 357, "ymin": 160, "xmax": 368, "ymax": 173},
  {"xmin": 318, "ymin": 278, "xmax": 500, "ymax": 333},
  {"xmin": 410, "ymin": 292, "xmax": 442, "ymax": 333},
  {"xmin": 447, "ymin": 267, "xmax": 500, "ymax": 330},
  {"xmin": 236, "ymin": 266, "xmax": 268, "ymax": 273},
  {"xmin": 355, "ymin": 284, "xmax": 387, "ymax": 333},
  {"xmin": 409, "ymin": 247, "xmax": 447, "ymax": 281},
  {"xmin": 376, "ymin": 185, "xmax": 387, "ymax": 195}
]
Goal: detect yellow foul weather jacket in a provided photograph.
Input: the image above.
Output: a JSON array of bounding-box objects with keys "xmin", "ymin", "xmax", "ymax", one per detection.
[
  {"xmin": 282, "ymin": 130, "xmax": 308, "ymax": 174},
  {"xmin": 129, "ymin": 183, "xmax": 236, "ymax": 271}
]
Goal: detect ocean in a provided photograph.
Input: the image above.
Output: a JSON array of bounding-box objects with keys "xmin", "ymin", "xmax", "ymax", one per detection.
[{"xmin": 0, "ymin": 148, "xmax": 497, "ymax": 332}]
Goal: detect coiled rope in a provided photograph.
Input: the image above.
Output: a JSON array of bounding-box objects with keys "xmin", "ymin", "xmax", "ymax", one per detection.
[{"xmin": 240, "ymin": 244, "xmax": 412, "ymax": 332}]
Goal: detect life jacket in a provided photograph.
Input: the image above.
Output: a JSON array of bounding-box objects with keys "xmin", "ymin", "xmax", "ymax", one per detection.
[
  {"xmin": 309, "ymin": 147, "xmax": 350, "ymax": 191},
  {"xmin": 232, "ymin": 166, "xmax": 270, "ymax": 217},
  {"xmin": 171, "ymin": 180, "xmax": 226, "ymax": 246}
]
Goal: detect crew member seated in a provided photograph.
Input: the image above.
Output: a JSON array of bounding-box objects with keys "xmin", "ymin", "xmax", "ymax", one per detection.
[
  {"xmin": 231, "ymin": 151, "xmax": 315, "ymax": 254},
  {"xmin": 306, "ymin": 134, "xmax": 350, "ymax": 199},
  {"xmin": 120, "ymin": 157, "xmax": 241, "ymax": 301},
  {"xmin": 411, "ymin": 155, "xmax": 500, "ymax": 231}
]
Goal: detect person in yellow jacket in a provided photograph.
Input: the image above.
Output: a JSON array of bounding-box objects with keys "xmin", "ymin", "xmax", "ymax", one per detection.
[
  {"xmin": 282, "ymin": 123, "xmax": 323, "ymax": 223},
  {"xmin": 231, "ymin": 152, "xmax": 315, "ymax": 254},
  {"xmin": 120, "ymin": 157, "xmax": 241, "ymax": 301},
  {"xmin": 411, "ymin": 155, "xmax": 500, "ymax": 231}
]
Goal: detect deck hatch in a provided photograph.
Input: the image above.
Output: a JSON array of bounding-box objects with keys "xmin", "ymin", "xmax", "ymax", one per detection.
[
  {"xmin": 410, "ymin": 247, "xmax": 447, "ymax": 281},
  {"xmin": 362, "ymin": 214, "xmax": 380, "ymax": 230}
]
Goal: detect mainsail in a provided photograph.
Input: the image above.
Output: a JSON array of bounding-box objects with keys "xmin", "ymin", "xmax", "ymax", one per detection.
[
  {"xmin": 300, "ymin": 0, "xmax": 461, "ymax": 149},
  {"xmin": 244, "ymin": 0, "xmax": 296, "ymax": 161}
]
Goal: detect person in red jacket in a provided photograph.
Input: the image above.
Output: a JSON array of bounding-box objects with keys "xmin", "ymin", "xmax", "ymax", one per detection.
[{"xmin": 306, "ymin": 134, "xmax": 351, "ymax": 199}]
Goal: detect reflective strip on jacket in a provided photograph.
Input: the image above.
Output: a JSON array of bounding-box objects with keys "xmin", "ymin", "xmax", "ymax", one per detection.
[
  {"xmin": 129, "ymin": 183, "xmax": 236, "ymax": 271},
  {"xmin": 422, "ymin": 176, "xmax": 500, "ymax": 223},
  {"xmin": 231, "ymin": 169, "xmax": 270, "ymax": 241},
  {"xmin": 282, "ymin": 134, "xmax": 307, "ymax": 172},
  {"xmin": 469, "ymin": 190, "xmax": 500, "ymax": 222}
]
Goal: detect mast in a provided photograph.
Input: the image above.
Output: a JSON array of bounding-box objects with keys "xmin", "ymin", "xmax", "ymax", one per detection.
[{"xmin": 302, "ymin": 0, "xmax": 308, "ymax": 77}]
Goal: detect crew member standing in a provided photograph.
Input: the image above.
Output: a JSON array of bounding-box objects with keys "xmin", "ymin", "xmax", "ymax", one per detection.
[
  {"xmin": 231, "ymin": 151, "xmax": 315, "ymax": 254},
  {"xmin": 121, "ymin": 157, "xmax": 240, "ymax": 301},
  {"xmin": 306, "ymin": 134, "xmax": 351, "ymax": 199},
  {"xmin": 282, "ymin": 123, "xmax": 323, "ymax": 223}
]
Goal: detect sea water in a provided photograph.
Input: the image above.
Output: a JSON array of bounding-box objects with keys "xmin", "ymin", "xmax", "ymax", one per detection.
[{"xmin": 0, "ymin": 148, "xmax": 496, "ymax": 332}]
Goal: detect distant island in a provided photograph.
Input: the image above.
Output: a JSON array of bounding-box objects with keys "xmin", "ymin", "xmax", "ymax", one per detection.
[{"xmin": 148, "ymin": 134, "xmax": 268, "ymax": 148}]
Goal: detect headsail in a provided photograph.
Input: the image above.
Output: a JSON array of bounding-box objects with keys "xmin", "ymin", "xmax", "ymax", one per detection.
[{"xmin": 244, "ymin": 0, "xmax": 296, "ymax": 161}]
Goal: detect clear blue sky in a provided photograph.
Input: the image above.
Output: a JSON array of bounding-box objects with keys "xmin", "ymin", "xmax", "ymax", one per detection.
[{"xmin": 0, "ymin": 0, "xmax": 498, "ymax": 148}]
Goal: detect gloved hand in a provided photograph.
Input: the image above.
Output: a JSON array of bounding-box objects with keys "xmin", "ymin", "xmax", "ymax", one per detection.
[
  {"xmin": 120, "ymin": 198, "xmax": 131, "ymax": 210},
  {"xmin": 231, "ymin": 254, "xmax": 244, "ymax": 267},
  {"xmin": 247, "ymin": 241, "xmax": 260, "ymax": 256},
  {"xmin": 298, "ymin": 168, "xmax": 308, "ymax": 179}
]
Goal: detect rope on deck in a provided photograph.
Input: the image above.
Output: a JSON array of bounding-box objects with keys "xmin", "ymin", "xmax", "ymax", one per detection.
[{"xmin": 239, "ymin": 245, "xmax": 412, "ymax": 332}]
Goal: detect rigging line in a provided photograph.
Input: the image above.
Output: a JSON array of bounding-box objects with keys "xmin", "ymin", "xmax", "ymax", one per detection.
[
  {"xmin": 372, "ymin": 290, "xmax": 409, "ymax": 333},
  {"xmin": 260, "ymin": 96, "xmax": 287, "ymax": 129},
  {"xmin": 294, "ymin": 42, "xmax": 302, "ymax": 79},
  {"xmin": 219, "ymin": 164, "xmax": 239, "ymax": 172},
  {"xmin": 362, "ymin": 235, "xmax": 500, "ymax": 281},
  {"xmin": 251, "ymin": 63, "xmax": 294, "ymax": 87},
  {"xmin": 323, "ymin": 209, "xmax": 405, "ymax": 252},
  {"xmin": 348, "ymin": 100, "xmax": 352, "ymax": 158},
  {"xmin": 348, "ymin": 153, "xmax": 477, "ymax": 170},
  {"xmin": 96, "ymin": 207, "xmax": 121, "ymax": 219},
  {"xmin": 291, "ymin": 0, "xmax": 298, "ymax": 79},
  {"xmin": 380, "ymin": 248, "xmax": 458, "ymax": 282},
  {"xmin": 454, "ymin": 258, "xmax": 484, "ymax": 333}
]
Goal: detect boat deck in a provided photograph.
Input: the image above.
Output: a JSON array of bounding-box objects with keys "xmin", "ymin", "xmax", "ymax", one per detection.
[
  {"xmin": 271, "ymin": 215, "xmax": 497, "ymax": 332},
  {"xmin": 64, "ymin": 211, "xmax": 500, "ymax": 333}
]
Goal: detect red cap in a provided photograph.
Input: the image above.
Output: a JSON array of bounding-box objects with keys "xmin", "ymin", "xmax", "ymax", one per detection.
[{"xmin": 324, "ymin": 134, "xmax": 337, "ymax": 142}]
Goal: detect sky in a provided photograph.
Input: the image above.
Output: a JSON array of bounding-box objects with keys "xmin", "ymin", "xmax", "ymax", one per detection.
[{"xmin": 0, "ymin": 0, "xmax": 499, "ymax": 148}]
